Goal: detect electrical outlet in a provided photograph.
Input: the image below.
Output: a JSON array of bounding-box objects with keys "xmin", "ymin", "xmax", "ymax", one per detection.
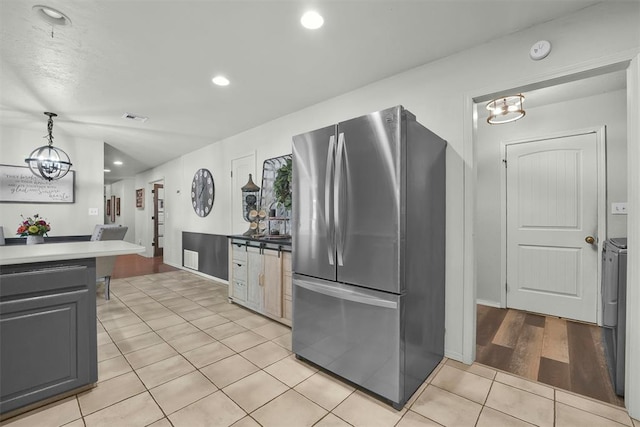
[
  {"xmin": 88, "ymin": 208, "xmax": 99, "ymax": 215},
  {"xmin": 612, "ymin": 202, "xmax": 627, "ymax": 215}
]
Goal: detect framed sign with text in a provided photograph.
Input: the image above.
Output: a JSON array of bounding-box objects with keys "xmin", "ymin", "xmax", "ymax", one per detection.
[{"xmin": 0, "ymin": 164, "xmax": 75, "ymax": 203}]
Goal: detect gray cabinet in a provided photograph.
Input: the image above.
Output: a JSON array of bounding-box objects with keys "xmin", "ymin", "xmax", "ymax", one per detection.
[{"xmin": 0, "ymin": 259, "xmax": 97, "ymax": 415}]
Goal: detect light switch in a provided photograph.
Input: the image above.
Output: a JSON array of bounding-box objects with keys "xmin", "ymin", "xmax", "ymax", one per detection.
[
  {"xmin": 89, "ymin": 208, "xmax": 99, "ymax": 216},
  {"xmin": 611, "ymin": 203, "xmax": 627, "ymax": 215}
]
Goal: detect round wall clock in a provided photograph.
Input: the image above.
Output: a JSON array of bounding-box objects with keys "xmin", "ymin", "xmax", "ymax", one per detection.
[{"xmin": 191, "ymin": 168, "xmax": 215, "ymax": 217}]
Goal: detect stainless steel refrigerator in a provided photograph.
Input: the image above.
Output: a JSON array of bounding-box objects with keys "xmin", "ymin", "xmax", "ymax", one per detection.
[{"xmin": 291, "ymin": 105, "xmax": 446, "ymax": 409}]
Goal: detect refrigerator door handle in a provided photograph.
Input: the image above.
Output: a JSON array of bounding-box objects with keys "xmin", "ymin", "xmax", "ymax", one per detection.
[
  {"xmin": 325, "ymin": 135, "xmax": 336, "ymax": 266},
  {"xmin": 335, "ymin": 132, "xmax": 345, "ymax": 266},
  {"xmin": 295, "ymin": 279, "xmax": 398, "ymax": 309}
]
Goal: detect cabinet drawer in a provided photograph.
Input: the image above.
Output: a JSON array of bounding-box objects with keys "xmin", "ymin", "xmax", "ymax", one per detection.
[
  {"xmin": 233, "ymin": 280, "xmax": 247, "ymax": 302},
  {"xmin": 231, "ymin": 243, "xmax": 247, "ymax": 262},
  {"xmin": 232, "ymin": 261, "xmax": 247, "ymax": 281}
]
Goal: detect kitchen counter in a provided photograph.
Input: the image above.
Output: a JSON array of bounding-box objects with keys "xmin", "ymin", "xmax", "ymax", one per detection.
[
  {"xmin": 0, "ymin": 240, "xmax": 145, "ymax": 417},
  {"xmin": 0, "ymin": 240, "xmax": 145, "ymax": 265},
  {"xmin": 228, "ymin": 235, "xmax": 291, "ymax": 251}
]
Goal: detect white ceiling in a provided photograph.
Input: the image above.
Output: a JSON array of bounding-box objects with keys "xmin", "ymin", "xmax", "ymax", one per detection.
[{"xmin": 1, "ymin": 0, "xmax": 611, "ymax": 183}]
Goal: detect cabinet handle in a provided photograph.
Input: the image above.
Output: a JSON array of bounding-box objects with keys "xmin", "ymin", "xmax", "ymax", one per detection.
[{"xmin": 259, "ymin": 273, "xmax": 264, "ymax": 286}]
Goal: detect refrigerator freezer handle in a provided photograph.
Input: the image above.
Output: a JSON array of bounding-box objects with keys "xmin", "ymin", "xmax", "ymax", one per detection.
[
  {"xmin": 295, "ymin": 279, "xmax": 398, "ymax": 309},
  {"xmin": 335, "ymin": 132, "xmax": 345, "ymax": 266},
  {"xmin": 325, "ymin": 135, "xmax": 336, "ymax": 266}
]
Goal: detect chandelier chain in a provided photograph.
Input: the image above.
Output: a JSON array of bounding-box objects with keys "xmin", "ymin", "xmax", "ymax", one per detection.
[{"xmin": 47, "ymin": 115, "xmax": 54, "ymax": 146}]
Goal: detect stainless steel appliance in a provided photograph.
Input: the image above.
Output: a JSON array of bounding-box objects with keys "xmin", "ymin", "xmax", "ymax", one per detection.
[
  {"xmin": 291, "ymin": 105, "xmax": 446, "ymax": 409},
  {"xmin": 602, "ymin": 237, "xmax": 627, "ymax": 396}
]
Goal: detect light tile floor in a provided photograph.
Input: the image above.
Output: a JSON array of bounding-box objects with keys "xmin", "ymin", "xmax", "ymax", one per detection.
[{"xmin": 3, "ymin": 270, "xmax": 638, "ymax": 427}]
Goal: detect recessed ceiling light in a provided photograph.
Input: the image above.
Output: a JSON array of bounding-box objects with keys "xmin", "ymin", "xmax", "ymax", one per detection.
[
  {"xmin": 212, "ymin": 76, "xmax": 230, "ymax": 86},
  {"xmin": 104, "ymin": 169, "xmax": 111, "ymax": 173},
  {"xmin": 301, "ymin": 11, "xmax": 323, "ymax": 29},
  {"xmin": 113, "ymin": 161, "xmax": 123, "ymax": 166},
  {"xmin": 32, "ymin": 5, "xmax": 72, "ymax": 26}
]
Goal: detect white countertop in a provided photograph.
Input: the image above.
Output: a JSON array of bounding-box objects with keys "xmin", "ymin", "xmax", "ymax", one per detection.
[{"xmin": 0, "ymin": 241, "xmax": 146, "ymax": 266}]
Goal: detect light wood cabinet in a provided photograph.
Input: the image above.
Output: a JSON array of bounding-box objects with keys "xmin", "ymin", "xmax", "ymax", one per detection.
[
  {"xmin": 282, "ymin": 252, "xmax": 292, "ymax": 322},
  {"xmin": 230, "ymin": 243, "xmax": 248, "ymax": 303},
  {"xmin": 228, "ymin": 238, "xmax": 292, "ymax": 326},
  {"xmin": 263, "ymin": 249, "xmax": 282, "ymax": 318},
  {"xmin": 246, "ymin": 247, "xmax": 264, "ymax": 312}
]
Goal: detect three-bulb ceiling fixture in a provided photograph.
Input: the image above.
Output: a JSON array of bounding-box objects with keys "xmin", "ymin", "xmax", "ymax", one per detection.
[
  {"xmin": 486, "ymin": 94, "xmax": 525, "ymax": 124},
  {"xmin": 25, "ymin": 112, "xmax": 72, "ymax": 181}
]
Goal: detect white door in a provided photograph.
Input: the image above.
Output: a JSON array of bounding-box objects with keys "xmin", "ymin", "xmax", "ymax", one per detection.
[
  {"xmin": 506, "ymin": 132, "xmax": 599, "ymax": 323},
  {"xmin": 231, "ymin": 153, "xmax": 256, "ymax": 234}
]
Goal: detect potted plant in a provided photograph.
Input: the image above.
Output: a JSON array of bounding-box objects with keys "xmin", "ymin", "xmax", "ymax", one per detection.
[
  {"xmin": 273, "ymin": 158, "xmax": 292, "ymax": 215},
  {"xmin": 16, "ymin": 214, "xmax": 50, "ymax": 244}
]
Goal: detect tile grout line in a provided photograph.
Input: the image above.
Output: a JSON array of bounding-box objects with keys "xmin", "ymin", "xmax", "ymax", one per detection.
[{"xmin": 108, "ymin": 273, "xmax": 299, "ymax": 424}]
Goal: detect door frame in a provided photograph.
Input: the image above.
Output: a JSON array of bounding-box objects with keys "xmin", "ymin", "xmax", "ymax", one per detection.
[
  {"xmin": 230, "ymin": 151, "xmax": 256, "ymax": 234},
  {"xmin": 499, "ymin": 127, "xmax": 607, "ymax": 325},
  {"xmin": 463, "ymin": 54, "xmax": 640, "ymax": 418},
  {"xmin": 145, "ymin": 178, "xmax": 164, "ymax": 258},
  {"xmin": 153, "ymin": 182, "xmax": 164, "ymax": 257}
]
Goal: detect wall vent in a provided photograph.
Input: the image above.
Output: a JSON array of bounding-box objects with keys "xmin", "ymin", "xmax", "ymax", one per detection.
[
  {"xmin": 121, "ymin": 112, "xmax": 148, "ymax": 123},
  {"xmin": 183, "ymin": 249, "xmax": 199, "ymax": 270}
]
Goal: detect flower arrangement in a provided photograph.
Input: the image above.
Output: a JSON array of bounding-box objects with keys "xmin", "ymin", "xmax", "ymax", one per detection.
[{"xmin": 16, "ymin": 214, "xmax": 51, "ymax": 236}]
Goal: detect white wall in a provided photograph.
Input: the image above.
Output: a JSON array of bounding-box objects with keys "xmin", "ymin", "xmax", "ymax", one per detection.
[
  {"xmin": 136, "ymin": 2, "xmax": 638, "ymax": 363},
  {"xmin": 0, "ymin": 126, "xmax": 104, "ymax": 237},
  {"xmin": 108, "ymin": 178, "xmax": 136, "ymax": 243},
  {"xmin": 476, "ymin": 89, "xmax": 628, "ymax": 304}
]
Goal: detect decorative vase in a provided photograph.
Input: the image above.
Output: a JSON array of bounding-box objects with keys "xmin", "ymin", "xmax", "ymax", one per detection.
[{"xmin": 26, "ymin": 235, "xmax": 45, "ymax": 245}]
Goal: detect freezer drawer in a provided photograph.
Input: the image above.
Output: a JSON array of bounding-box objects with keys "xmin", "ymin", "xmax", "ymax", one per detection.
[{"xmin": 292, "ymin": 275, "xmax": 402, "ymax": 405}]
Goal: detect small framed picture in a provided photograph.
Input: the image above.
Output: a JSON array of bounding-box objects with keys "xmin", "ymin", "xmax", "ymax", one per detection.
[
  {"xmin": 116, "ymin": 197, "xmax": 121, "ymax": 216},
  {"xmin": 136, "ymin": 188, "xmax": 144, "ymax": 208},
  {"xmin": 106, "ymin": 199, "xmax": 111, "ymax": 216}
]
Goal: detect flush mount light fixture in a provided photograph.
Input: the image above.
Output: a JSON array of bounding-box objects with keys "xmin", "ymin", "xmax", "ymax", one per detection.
[
  {"xmin": 113, "ymin": 161, "xmax": 123, "ymax": 166},
  {"xmin": 104, "ymin": 169, "xmax": 111, "ymax": 173},
  {"xmin": 301, "ymin": 11, "xmax": 324, "ymax": 29},
  {"xmin": 25, "ymin": 112, "xmax": 73, "ymax": 181},
  {"xmin": 486, "ymin": 94, "xmax": 525, "ymax": 124},
  {"xmin": 212, "ymin": 75, "xmax": 230, "ymax": 86},
  {"xmin": 32, "ymin": 5, "xmax": 72, "ymax": 26}
]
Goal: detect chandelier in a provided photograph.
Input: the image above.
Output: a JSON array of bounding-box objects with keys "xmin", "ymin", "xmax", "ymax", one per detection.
[
  {"xmin": 25, "ymin": 112, "xmax": 72, "ymax": 181},
  {"xmin": 486, "ymin": 94, "xmax": 525, "ymax": 124}
]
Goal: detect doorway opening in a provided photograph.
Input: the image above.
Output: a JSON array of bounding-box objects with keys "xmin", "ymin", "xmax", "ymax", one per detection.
[
  {"xmin": 151, "ymin": 180, "xmax": 165, "ymax": 259},
  {"xmin": 473, "ymin": 67, "xmax": 628, "ymax": 406}
]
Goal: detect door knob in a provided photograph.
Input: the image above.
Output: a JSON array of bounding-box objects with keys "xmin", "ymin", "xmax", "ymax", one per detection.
[{"xmin": 585, "ymin": 236, "xmax": 595, "ymax": 244}]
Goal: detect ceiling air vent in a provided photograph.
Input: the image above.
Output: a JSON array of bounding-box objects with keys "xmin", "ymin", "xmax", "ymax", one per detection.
[{"xmin": 121, "ymin": 112, "xmax": 148, "ymax": 123}]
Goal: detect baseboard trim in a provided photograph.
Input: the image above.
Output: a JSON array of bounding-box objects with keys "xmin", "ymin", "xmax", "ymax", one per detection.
[
  {"xmin": 444, "ymin": 350, "xmax": 464, "ymax": 363},
  {"xmin": 172, "ymin": 264, "xmax": 229, "ymax": 285},
  {"xmin": 477, "ymin": 299, "xmax": 502, "ymax": 308}
]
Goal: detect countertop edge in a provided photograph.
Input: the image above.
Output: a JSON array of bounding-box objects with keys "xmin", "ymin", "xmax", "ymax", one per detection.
[{"xmin": 0, "ymin": 241, "xmax": 146, "ymax": 266}]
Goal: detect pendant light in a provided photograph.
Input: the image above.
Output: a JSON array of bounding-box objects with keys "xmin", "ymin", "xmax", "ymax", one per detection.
[
  {"xmin": 486, "ymin": 94, "xmax": 525, "ymax": 124},
  {"xmin": 25, "ymin": 112, "xmax": 72, "ymax": 181}
]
